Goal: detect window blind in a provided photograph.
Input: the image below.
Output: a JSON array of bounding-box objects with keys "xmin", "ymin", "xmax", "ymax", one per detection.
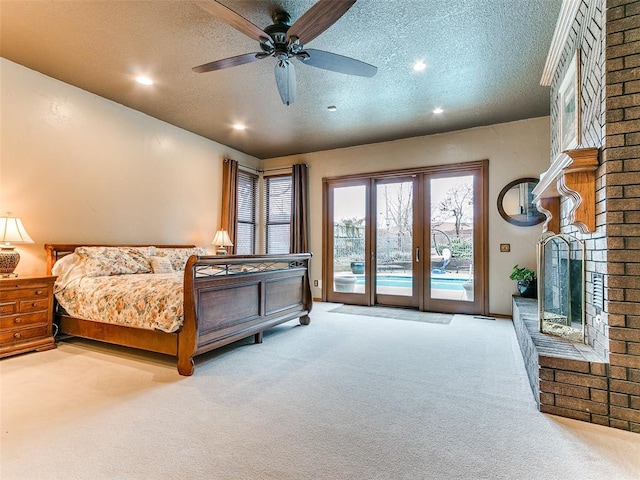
[
  {"xmin": 236, "ymin": 170, "xmax": 258, "ymax": 254},
  {"xmin": 265, "ymin": 175, "xmax": 292, "ymax": 254}
]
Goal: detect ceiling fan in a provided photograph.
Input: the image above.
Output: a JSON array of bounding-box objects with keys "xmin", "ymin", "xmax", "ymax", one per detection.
[{"xmin": 192, "ymin": 0, "xmax": 377, "ymax": 105}]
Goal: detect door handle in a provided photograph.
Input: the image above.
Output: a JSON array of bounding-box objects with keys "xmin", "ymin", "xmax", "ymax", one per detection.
[{"xmin": 416, "ymin": 247, "xmax": 420, "ymax": 263}]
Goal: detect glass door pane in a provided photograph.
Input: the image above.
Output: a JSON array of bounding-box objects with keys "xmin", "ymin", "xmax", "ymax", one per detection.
[
  {"xmin": 375, "ymin": 180, "xmax": 415, "ymax": 304},
  {"xmin": 331, "ymin": 184, "xmax": 367, "ymax": 298},
  {"xmin": 429, "ymin": 176, "xmax": 474, "ymax": 302}
]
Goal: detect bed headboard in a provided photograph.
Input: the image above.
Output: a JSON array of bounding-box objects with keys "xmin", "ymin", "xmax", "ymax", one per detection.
[{"xmin": 44, "ymin": 244, "xmax": 197, "ymax": 275}]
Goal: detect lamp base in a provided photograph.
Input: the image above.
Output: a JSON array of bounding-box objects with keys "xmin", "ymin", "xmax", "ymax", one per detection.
[
  {"xmin": 0, "ymin": 247, "xmax": 20, "ymax": 275},
  {"xmin": 216, "ymin": 247, "xmax": 228, "ymax": 255}
]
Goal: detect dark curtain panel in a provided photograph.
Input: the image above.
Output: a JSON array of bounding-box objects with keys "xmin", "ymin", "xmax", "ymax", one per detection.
[
  {"xmin": 221, "ymin": 158, "xmax": 239, "ymax": 254},
  {"xmin": 290, "ymin": 163, "xmax": 309, "ymax": 253}
]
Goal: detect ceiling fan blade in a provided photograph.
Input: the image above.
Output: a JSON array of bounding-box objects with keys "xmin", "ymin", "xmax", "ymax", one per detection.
[
  {"xmin": 299, "ymin": 49, "xmax": 377, "ymax": 77},
  {"xmin": 287, "ymin": 0, "xmax": 356, "ymax": 45},
  {"xmin": 275, "ymin": 61, "xmax": 296, "ymax": 106},
  {"xmin": 194, "ymin": 1, "xmax": 273, "ymax": 43},
  {"xmin": 193, "ymin": 53, "xmax": 264, "ymax": 73}
]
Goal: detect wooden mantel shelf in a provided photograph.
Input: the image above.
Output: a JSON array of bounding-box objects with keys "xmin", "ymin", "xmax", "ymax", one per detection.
[{"xmin": 532, "ymin": 148, "xmax": 599, "ymax": 233}]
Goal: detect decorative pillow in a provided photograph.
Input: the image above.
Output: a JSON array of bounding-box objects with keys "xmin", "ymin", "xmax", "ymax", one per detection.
[
  {"xmin": 75, "ymin": 246, "xmax": 152, "ymax": 277},
  {"xmin": 150, "ymin": 256, "xmax": 174, "ymax": 274},
  {"xmin": 155, "ymin": 247, "xmax": 207, "ymax": 271}
]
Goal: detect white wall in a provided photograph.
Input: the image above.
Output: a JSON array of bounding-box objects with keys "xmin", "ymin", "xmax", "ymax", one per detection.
[
  {"xmin": 263, "ymin": 117, "xmax": 551, "ymax": 316},
  {"xmin": 0, "ymin": 59, "xmax": 260, "ymax": 275}
]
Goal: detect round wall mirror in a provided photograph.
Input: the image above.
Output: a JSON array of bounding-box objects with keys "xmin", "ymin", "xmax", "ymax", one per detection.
[{"xmin": 497, "ymin": 177, "xmax": 545, "ymax": 227}]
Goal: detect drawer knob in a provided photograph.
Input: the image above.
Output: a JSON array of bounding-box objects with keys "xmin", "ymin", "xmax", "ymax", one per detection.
[
  {"xmin": 14, "ymin": 317, "xmax": 22, "ymax": 324},
  {"xmin": 13, "ymin": 332, "xmax": 21, "ymax": 339},
  {"xmin": 35, "ymin": 290, "xmax": 43, "ymax": 295},
  {"xmin": 32, "ymin": 302, "xmax": 39, "ymax": 307}
]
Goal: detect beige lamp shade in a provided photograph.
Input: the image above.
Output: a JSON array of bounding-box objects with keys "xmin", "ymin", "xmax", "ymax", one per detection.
[
  {"xmin": 0, "ymin": 213, "xmax": 35, "ymax": 275},
  {"xmin": 212, "ymin": 230, "xmax": 233, "ymax": 255}
]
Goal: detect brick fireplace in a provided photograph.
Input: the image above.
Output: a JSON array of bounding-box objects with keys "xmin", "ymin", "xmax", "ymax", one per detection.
[{"xmin": 514, "ymin": 0, "xmax": 640, "ymax": 433}]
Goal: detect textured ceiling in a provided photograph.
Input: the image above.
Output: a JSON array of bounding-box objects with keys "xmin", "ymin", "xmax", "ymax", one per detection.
[{"xmin": 0, "ymin": 0, "xmax": 562, "ymax": 159}]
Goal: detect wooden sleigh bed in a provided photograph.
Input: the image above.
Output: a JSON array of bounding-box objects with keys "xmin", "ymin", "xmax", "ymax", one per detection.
[{"xmin": 45, "ymin": 244, "xmax": 312, "ymax": 376}]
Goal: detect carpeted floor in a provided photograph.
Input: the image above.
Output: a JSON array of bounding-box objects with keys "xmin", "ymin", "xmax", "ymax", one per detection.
[
  {"xmin": 329, "ymin": 304, "xmax": 453, "ymax": 324},
  {"xmin": 2, "ymin": 302, "xmax": 640, "ymax": 479}
]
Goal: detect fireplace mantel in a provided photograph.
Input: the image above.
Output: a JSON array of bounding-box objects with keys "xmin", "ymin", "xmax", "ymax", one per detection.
[{"xmin": 532, "ymin": 148, "xmax": 599, "ymax": 233}]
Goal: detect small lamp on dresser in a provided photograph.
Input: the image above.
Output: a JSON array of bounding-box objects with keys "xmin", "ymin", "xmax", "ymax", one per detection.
[
  {"xmin": 0, "ymin": 212, "xmax": 34, "ymax": 277},
  {"xmin": 212, "ymin": 230, "xmax": 233, "ymax": 255}
]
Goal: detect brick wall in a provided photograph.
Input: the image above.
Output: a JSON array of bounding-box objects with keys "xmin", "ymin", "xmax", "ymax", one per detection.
[
  {"xmin": 538, "ymin": 0, "xmax": 640, "ymax": 432},
  {"xmin": 539, "ymin": 357, "xmax": 609, "ymax": 425},
  {"xmin": 603, "ymin": 0, "xmax": 640, "ymax": 433}
]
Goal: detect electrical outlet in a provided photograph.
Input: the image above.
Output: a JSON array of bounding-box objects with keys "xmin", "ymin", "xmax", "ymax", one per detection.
[
  {"xmin": 313, "ymin": 280, "xmax": 318, "ymax": 287},
  {"xmin": 500, "ymin": 243, "xmax": 511, "ymax": 252}
]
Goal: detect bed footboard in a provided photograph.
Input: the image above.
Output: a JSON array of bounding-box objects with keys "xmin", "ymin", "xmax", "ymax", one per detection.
[{"xmin": 178, "ymin": 253, "xmax": 313, "ymax": 375}]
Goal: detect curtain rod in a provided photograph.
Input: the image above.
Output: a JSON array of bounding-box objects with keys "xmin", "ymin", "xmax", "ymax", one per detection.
[{"xmin": 238, "ymin": 164, "xmax": 307, "ymax": 174}]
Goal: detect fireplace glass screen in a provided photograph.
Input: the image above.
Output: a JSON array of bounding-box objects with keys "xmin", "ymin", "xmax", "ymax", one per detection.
[{"xmin": 537, "ymin": 234, "xmax": 585, "ymax": 343}]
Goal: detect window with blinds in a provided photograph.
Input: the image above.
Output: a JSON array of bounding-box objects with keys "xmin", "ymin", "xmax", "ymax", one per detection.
[
  {"xmin": 265, "ymin": 175, "xmax": 292, "ymax": 254},
  {"xmin": 236, "ymin": 170, "xmax": 258, "ymax": 255}
]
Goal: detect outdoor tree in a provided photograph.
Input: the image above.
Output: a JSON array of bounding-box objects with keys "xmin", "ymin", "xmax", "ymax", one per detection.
[
  {"xmin": 432, "ymin": 183, "xmax": 473, "ymax": 236},
  {"xmin": 382, "ymin": 183, "xmax": 412, "ymax": 237}
]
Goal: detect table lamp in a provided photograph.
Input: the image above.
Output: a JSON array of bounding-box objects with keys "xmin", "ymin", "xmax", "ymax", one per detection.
[
  {"xmin": 0, "ymin": 213, "xmax": 34, "ymax": 276},
  {"xmin": 212, "ymin": 230, "xmax": 233, "ymax": 255}
]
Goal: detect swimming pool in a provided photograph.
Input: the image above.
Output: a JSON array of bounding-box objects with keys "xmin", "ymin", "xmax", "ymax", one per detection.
[{"xmin": 355, "ymin": 275, "xmax": 469, "ymax": 290}]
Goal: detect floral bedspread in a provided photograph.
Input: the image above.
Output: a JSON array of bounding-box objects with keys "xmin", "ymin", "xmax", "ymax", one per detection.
[{"xmin": 55, "ymin": 273, "xmax": 184, "ymax": 333}]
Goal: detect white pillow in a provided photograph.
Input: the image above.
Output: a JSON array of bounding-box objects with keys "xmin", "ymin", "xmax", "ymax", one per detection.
[
  {"xmin": 150, "ymin": 256, "xmax": 174, "ymax": 274},
  {"xmin": 51, "ymin": 253, "xmax": 86, "ymax": 291}
]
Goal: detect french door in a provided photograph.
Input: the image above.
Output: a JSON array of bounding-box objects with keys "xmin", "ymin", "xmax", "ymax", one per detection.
[
  {"xmin": 374, "ymin": 177, "xmax": 419, "ymax": 308},
  {"xmin": 324, "ymin": 161, "xmax": 488, "ymax": 315}
]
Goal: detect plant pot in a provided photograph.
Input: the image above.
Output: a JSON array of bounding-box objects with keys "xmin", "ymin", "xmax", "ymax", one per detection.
[
  {"xmin": 517, "ymin": 280, "xmax": 537, "ymax": 298},
  {"xmin": 462, "ymin": 281, "xmax": 474, "ymax": 300},
  {"xmin": 350, "ymin": 261, "xmax": 365, "ymax": 274},
  {"xmin": 335, "ymin": 275, "xmax": 357, "ymax": 292}
]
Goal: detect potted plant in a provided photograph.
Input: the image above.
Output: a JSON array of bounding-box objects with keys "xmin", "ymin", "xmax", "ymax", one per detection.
[{"xmin": 510, "ymin": 264, "xmax": 537, "ymax": 298}]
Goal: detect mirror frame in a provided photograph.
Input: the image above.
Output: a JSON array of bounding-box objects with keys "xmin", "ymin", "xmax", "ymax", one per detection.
[{"xmin": 497, "ymin": 177, "xmax": 545, "ymax": 227}]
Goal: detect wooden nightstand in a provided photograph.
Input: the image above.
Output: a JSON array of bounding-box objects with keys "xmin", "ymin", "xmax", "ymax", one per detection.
[{"xmin": 0, "ymin": 275, "xmax": 56, "ymax": 358}]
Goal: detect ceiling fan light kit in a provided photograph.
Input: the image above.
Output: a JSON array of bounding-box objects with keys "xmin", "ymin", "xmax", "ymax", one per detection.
[{"xmin": 193, "ymin": 0, "xmax": 377, "ymax": 105}]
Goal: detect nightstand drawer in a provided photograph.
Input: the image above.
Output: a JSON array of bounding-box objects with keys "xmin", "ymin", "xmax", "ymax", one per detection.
[
  {"xmin": 0, "ymin": 302, "xmax": 17, "ymax": 316},
  {"xmin": 0, "ymin": 325, "xmax": 48, "ymax": 344},
  {"xmin": 0, "ymin": 311, "xmax": 48, "ymax": 331},
  {"xmin": 0, "ymin": 287, "xmax": 51, "ymax": 302},
  {"xmin": 19, "ymin": 298, "xmax": 49, "ymax": 313}
]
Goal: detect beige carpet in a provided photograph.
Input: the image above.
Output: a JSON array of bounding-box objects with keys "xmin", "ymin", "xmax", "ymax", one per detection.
[{"xmin": 2, "ymin": 302, "xmax": 640, "ymax": 479}]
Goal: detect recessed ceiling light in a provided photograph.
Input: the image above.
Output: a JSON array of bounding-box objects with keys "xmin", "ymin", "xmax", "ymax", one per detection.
[
  {"xmin": 327, "ymin": 105, "xmax": 337, "ymax": 111},
  {"xmin": 233, "ymin": 123, "xmax": 246, "ymax": 130},
  {"xmin": 135, "ymin": 75, "xmax": 153, "ymax": 86},
  {"xmin": 433, "ymin": 107, "xmax": 444, "ymax": 114},
  {"xmin": 413, "ymin": 60, "xmax": 427, "ymax": 72}
]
